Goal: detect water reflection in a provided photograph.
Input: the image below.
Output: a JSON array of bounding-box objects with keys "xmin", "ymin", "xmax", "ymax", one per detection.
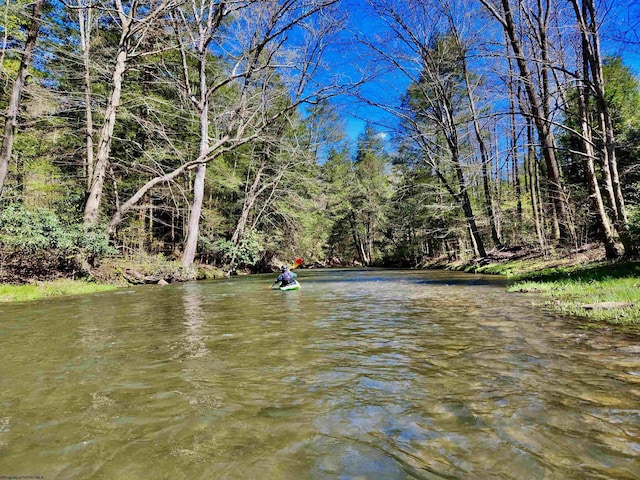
[
  {"xmin": 181, "ymin": 285, "xmax": 208, "ymax": 359},
  {"xmin": 0, "ymin": 269, "xmax": 639, "ymax": 479}
]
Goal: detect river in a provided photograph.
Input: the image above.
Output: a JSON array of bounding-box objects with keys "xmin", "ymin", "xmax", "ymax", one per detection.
[{"xmin": 1, "ymin": 269, "xmax": 639, "ymax": 479}]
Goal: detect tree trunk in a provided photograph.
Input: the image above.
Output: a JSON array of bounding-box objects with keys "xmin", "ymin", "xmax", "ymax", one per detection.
[
  {"xmin": 570, "ymin": 0, "xmax": 633, "ymax": 256},
  {"xmin": 0, "ymin": 0, "xmax": 44, "ymax": 196},
  {"xmin": 83, "ymin": 47, "xmax": 128, "ymax": 225},
  {"xmin": 182, "ymin": 164, "xmax": 206, "ymax": 268},
  {"xmin": 182, "ymin": 101, "xmax": 209, "ymax": 268},
  {"xmin": 177, "ymin": 1, "xmax": 229, "ymax": 269},
  {"xmin": 83, "ymin": 0, "xmax": 179, "ymax": 226},
  {"xmin": 460, "ymin": 187, "xmax": 487, "ymax": 258},
  {"xmin": 509, "ymin": 89, "xmax": 522, "ymax": 221},
  {"xmin": 461, "ymin": 48, "xmax": 502, "ymax": 249},
  {"xmin": 452, "ymin": 146, "xmax": 486, "ymax": 258},
  {"xmin": 366, "ymin": 213, "xmax": 374, "ymax": 264},
  {"xmin": 527, "ymin": 123, "xmax": 546, "ymax": 250},
  {"xmin": 569, "ymin": 6, "xmax": 619, "ymax": 257},
  {"xmin": 77, "ymin": 1, "xmax": 94, "ymax": 190},
  {"xmin": 576, "ymin": 80, "xmax": 618, "ymax": 258},
  {"xmin": 350, "ymin": 211, "xmax": 369, "ymax": 265},
  {"xmin": 0, "ymin": 0, "xmax": 10, "ymax": 68},
  {"xmin": 481, "ymin": 0, "xmax": 574, "ymax": 244},
  {"xmin": 230, "ymin": 161, "xmax": 265, "ymax": 247}
]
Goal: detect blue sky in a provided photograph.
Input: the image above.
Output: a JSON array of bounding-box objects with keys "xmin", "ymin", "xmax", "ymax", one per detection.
[
  {"xmin": 326, "ymin": 0, "xmax": 640, "ymax": 147},
  {"xmin": 317, "ymin": 0, "xmax": 410, "ymax": 143}
]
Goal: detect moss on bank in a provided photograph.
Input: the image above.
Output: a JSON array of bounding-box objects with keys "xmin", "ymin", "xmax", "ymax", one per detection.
[{"xmin": 0, "ymin": 279, "xmax": 117, "ymax": 302}]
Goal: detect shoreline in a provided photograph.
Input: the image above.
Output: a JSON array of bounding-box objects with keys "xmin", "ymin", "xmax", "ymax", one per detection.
[
  {"xmin": 2, "ymin": 247, "xmax": 638, "ymax": 329},
  {"xmin": 423, "ymin": 245, "xmax": 640, "ymax": 329}
]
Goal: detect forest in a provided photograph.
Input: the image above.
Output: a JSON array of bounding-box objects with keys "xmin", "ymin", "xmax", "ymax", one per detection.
[{"xmin": 1, "ymin": 0, "xmax": 639, "ymax": 283}]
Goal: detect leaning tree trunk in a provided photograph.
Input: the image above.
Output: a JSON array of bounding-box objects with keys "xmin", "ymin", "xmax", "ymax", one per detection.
[
  {"xmin": 459, "ymin": 183, "xmax": 487, "ymax": 259},
  {"xmin": 83, "ymin": 0, "xmax": 178, "ymax": 226},
  {"xmin": 576, "ymin": 79, "xmax": 618, "ymax": 258},
  {"xmin": 83, "ymin": 46, "xmax": 128, "ymax": 226},
  {"xmin": 0, "ymin": 0, "xmax": 44, "ymax": 196},
  {"xmin": 349, "ymin": 211, "xmax": 369, "ymax": 265},
  {"xmin": 230, "ymin": 159, "xmax": 266, "ymax": 248},
  {"xmin": 450, "ymin": 126, "xmax": 487, "ymax": 258},
  {"xmin": 570, "ymin": 7, "xmax": 619, "ymax": 257}
]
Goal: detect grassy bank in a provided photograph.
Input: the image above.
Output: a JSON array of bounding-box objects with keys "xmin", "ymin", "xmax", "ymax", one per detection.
[
  {"xmin": 506, "ymin": 262, "xmax": 640, "ymax": 326},
  {"xmin": 0, "ymin": 279, "xmax": 118, "ymax": 303},
  {"xmin": 447, "ymin": 247, "xmax": 640, "ymax": 327}
]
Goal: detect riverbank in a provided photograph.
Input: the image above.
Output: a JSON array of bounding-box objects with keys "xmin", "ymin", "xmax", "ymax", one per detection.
[
  {"xmin": 2, "ymin": 246, "xmax": 638, "ymax": 329},
  {"xmin": 425, "ymin": 244, "xmax": 640, "ymax": 328},
  {"xmin": 0, "ymin": 254, "xmax": 227, "ymax": 303}
]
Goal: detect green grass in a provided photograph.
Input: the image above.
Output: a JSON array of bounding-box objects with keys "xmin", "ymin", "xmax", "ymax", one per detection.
[
  {"xmin": 508, "ymin": 262, "xmax": 640, "ymax": 325},
  {"xmin": 0, "ymin": 279, "xmax": 118, "ymax": 303}
]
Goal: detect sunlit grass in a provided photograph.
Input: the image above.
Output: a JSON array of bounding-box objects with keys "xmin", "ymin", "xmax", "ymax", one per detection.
[
  {"xmin": 0, "ymin": 279, "xmax": 118, "ymax": 303},
  {"xmin": 509, "ymin": 266, "xmax": 640, "ymax": 325}
]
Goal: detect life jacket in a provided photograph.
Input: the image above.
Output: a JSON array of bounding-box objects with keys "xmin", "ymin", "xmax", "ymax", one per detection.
[{"xmin": 279, "ymin": 270, "xmax": 295, "ymax": 286}]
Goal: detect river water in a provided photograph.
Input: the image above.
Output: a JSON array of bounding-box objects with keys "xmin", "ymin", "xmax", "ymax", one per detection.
[{"xmin": 1, "ymin": 269, "xmax": 639, "ymax": 479}]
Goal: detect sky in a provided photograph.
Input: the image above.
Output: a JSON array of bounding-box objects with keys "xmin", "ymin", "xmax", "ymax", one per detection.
[
  {"xmin": 325, "ymin": 0, "xmax": 640, "ymax": 148},
  {"xmin": 317, "ymin": 0, "xmax": 410, "ymax": 143}
]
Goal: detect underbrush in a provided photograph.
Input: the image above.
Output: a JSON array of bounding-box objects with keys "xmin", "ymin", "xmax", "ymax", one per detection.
[{"xmin": 92, "ymin": 254, "xmax": 226, "ymax": 285}]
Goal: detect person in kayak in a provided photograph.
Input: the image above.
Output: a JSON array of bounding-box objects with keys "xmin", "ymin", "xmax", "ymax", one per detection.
[{"xmin": 272, "ymin": 265, "xmax": 297, "ymax": 289}]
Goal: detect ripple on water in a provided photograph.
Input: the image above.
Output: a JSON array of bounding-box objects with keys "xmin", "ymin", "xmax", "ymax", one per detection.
[{"xmin": 0, "ymin": 269, "xmax": 639, "ymax": 479}]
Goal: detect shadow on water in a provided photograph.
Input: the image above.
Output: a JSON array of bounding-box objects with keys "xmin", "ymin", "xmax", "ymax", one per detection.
[{"xmin": 0, "ymin": 268, "xmax": 639, "ymax": 479}]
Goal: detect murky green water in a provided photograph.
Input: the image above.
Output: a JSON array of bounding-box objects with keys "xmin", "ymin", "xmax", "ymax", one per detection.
[{"xmin": 1, "ymin": 269, "xmax": 639, "ymax": 479}]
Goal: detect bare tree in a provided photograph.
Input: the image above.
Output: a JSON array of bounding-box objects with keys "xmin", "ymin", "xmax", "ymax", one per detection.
[
  {"xmin": 569, "ymin": 0, "xmax": 633, "ymax": 256},
  {"xmin": 76, "ymin": 0, "xmax": 95, "ymax": 190},
  {"xmin": 480, "ymin": 0, "xmax": 575, "ymax": 245},
  {"xmin": 361, "ymin": 0, "xmax": 487, "ymax": 258},
  {"xmin": 575, "ymin": 66, "xmax": 618, "ymax": 257},
  {"xmin": 62, "ymin": 0, "xmax": 97, "ymax": 190},
  {"xmin": 229, "ymin": 128, "xmax": 292, "ymax": 250},
  {"xmin": 171, "ymin": 0, "xmax": 242, "ymax": 268},
  {"xmin": 107, "ymin": 0, "xmax": 344, "ymax": 270},
  {"xmin": 82, "ymin": 0, "xmax": 182, "ymax": 226},
  {"xmin": 525, "ymin": 120, "xmax": 547, "ymax": 249},
  {"xmin": 0, "ymin": 0, "xmax": 45, "ymax": 196},
  {"xmin": 0, "ymin": 0, "xmax": 14, "ymax": 69},
  {"xmin": 447, "ymin": 21, "xmax": 503, "ymax": 250}
]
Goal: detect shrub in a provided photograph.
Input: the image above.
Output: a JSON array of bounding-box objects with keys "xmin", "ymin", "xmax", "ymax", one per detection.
[
  {"xmin": 0, "ymin": 203, "xmax": 116, "ymax": 257},
  {"xmin": 204, "ymin": 231, "xmax": 264, "ymax": 267}
]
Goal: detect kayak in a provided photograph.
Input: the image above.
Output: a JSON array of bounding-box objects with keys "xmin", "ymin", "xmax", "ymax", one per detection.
[{"xmin": 279, "ymin": 281, "xmax": 300, "ymax": 291}]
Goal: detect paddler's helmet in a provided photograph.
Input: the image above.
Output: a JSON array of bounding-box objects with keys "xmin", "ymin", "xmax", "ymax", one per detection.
[{"xmin": 281, "ymin": 265, "xmax": 288, "ymax": 272}]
